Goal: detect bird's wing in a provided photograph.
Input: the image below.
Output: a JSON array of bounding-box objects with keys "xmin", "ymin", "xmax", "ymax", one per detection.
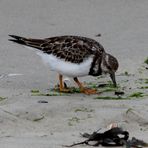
[{"xmin": 9, "ymin": 35, "xmax": 104, "ymax": 64}]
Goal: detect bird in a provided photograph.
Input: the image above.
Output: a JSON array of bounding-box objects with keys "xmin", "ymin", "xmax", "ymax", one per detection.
[{"xmin": 9, "ymin": 35, "xmax": 119, "ymax": 94}]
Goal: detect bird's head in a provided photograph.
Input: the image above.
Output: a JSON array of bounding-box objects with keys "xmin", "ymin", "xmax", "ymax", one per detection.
[{"xmin": 101, "ymin": 53, "xmax": 119, "ymax": 87}]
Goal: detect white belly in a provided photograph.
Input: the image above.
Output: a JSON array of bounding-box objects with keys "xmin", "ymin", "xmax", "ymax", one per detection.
[{"xmin": 36, "ymin": 52, "xmax": 92, "ymax": 77}]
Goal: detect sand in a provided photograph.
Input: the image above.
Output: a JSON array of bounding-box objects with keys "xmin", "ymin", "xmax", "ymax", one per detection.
[{"xmin": 0, "ymin": 0, "xmax": 148, "ymax": 147}]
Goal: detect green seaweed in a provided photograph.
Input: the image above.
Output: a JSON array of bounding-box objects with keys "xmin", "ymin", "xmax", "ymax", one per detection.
[
  {"xmin": 94, "ymin": 96, "xmax": 129, "ymax": 100},
  {"xmin": 121, "ymin": 80, "xmax": 129, "ymax": 83},
  {"xmin": 31, "ymin": 88, "xmax": 69, "ymax": 96},
  {"xmin": 31, "ymin": 89, "xmax": 40, "ymax": 93},
  {"xmin": 69, "ymin": 117, "xmax": 80, "ymax": 122},
  {"xmin": 68, "ymin": 117, "xmax": 80, "ymax": 126},
  {"xmin": 53, "ymin": 86, "xmax": 81, "ymax": 93},
  {"xmin": 129, "ymin": 92, "xmax": 144, "ymax": 98},
  {"xmin": 144, "ymin": 57, "xmax": 148, "ymax": 64},
  {"xmin": 126, "ymin": 108, "xmax": 133, "ymax": 114},
  {"xmin": 75, "ymin": 107, "xmax": 94, "ymax": 113},
  {"xmin": 70, "ymin": 87, "xmax": 81, "ymax": 93},
  {"xmin": 0, "ymin": 97, "xmax": 6, "ymax": 101},
  {"xmin": 33, "ymin": 116, "xmax": 44, "ymax": 122},
  {"xmin": 139, "ymin": 86, "xmax": 148, "ymax": 89},
  {"xmin": 124, "ymin": 71, "xmax": 131, "ymax": 76},
  {"xmin": 145, "ymin": 79, "xmax": 148, "ymax": 84},
  {"xmin": 85, "ymin": 82, "xmax": 98, "ymax": 89},
  {"xmin": 138, "ymin": 78, "xmax": 148, "ymax": 84},
  {"xmin": 68, "ymin": 122, "xmax": 73, "ymax": 126},
  {"xmin": 86, "ymin": 81, "xmax": 121, "ymax": 95},
  {"xmin": 31, "ymin": 92, "xmax": 66, "ymax": 96},
  {"xmin": 100, "ymin": 88, "xmax": 117, "ymax": 93}
]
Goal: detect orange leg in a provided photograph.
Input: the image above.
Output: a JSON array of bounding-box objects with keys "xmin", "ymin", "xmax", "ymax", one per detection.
[
  {"xmin": 59, "ymin": 74, "xmax": 71, "ymax": 93},
  {"xmin": 73, "ymin": 77, "xmax": 97, "ymax": 95}
]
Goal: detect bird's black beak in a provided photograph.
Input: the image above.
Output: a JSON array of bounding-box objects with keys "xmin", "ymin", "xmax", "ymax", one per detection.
[{"xmin": 110, "ymin": 72, "xmax": 117, "ymax": 87}]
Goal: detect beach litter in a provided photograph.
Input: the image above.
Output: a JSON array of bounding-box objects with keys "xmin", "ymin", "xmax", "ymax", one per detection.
[{"xmin": 63, "ymin": 126, "xmax": 148, "ymax": 147}]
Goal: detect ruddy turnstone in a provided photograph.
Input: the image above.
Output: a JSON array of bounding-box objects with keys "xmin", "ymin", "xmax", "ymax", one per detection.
[{"xmin": 9, "ymin": 35, "xmax": 118, "ymax": 94}]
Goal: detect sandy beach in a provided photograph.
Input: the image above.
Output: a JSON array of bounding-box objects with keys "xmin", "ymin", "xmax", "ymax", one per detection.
[{"xmin": 0, "ymin": 0, "xmax": 148, "ymax": 147}]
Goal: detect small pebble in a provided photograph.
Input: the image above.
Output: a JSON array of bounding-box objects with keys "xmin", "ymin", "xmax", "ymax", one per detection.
[
  {"xmin": 38, "ymin": 100, "xmax": 48, "ymax": 103},
  {"xmin": 97, "ymin": 84, "xmax": 108, "ymax": 87},
  {"xmin": 95, "ymin": 33, "xmax": 101, "ymax": 37},
  {"xmin": 115, "ymin": 91, "xmax": 124, "ymax": 95}
]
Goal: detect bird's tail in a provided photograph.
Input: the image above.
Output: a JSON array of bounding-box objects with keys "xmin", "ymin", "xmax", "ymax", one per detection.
[{"xmin": 9, "ymin": 35, "xmax": 45, "ymax": 50}]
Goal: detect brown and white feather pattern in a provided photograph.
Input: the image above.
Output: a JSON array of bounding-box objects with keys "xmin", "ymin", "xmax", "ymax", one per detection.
[
  {"xmin": 9, "ymin": 35, "xmax": 119, "ymax": 86},
  {"xmin": 9, "ymin": 35, "xmax": 107, "ymax": 77},
  {"xmin": 9, "ymin": 35, "xmax": 104, "ymax": 63}
]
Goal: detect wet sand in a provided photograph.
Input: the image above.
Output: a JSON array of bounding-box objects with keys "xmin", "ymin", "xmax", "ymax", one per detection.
[{"xmin": 0, "ymin": 0, "xmax": 148, "ymax": 147}]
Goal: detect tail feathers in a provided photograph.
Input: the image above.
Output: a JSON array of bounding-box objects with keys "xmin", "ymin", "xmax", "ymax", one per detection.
[
  {"xmin": 9, "ymin": 35, "xmax": 25, "ymax": 40},
  {"xmin": 9, "ymin": 35, "xmax": 45, "ymax": 50},
  {"xmin": 9, "ymin": 35, "xmax": 27, "ymax": 45}
]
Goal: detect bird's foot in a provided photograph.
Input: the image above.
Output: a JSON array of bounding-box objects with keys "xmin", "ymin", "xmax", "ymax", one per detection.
[{"xmin": 81, "ymin": 88, "xmax": 98, "ymax": 95}]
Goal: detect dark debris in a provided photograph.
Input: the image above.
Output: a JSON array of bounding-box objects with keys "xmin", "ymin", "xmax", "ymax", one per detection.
[
  {"xmin": 38, "ymin": 100, "xmax": 48, "ymax": 103},
  {"xmin": 115, "ymin": 91, "xmax": 125, "ymax": 96},
  {"xmin": 63, "ymin": 127, "xmax": 148, "ymax": 147},
  {"xmin": 63, "ymin": 127, "xmax": 129, "ymax": 147}
]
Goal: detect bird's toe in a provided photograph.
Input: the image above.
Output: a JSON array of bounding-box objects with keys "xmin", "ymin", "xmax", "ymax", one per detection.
[{"xmin": 82, "ymin": 88, "xmax": 98, "ymax": 95}]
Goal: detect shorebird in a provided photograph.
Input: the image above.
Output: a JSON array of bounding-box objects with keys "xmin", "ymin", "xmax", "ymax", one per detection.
[{"xmin": 9, "ymin": 35, "xmax": 119, "ymax": 94}]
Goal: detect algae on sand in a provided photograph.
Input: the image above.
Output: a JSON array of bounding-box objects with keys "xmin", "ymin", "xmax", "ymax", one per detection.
[
  {"xmin": 129, "ymin": 92, "xmax": 144, "ymax": 98},
  {"xmin": 144, "ymin": 57, "xmax": 148, "ymax": 64},
  {"xmin": 0, "ymin": 97, "xmax": 6, "ymax": 101},
  {"xmin": 68, "ymin": 117, "xmax": 81, "ymax": 126},
  {"xmin": 74, "ymin": 107, "xmax": 94, "ymax": 113},
  {"xmin": 33, "ymin": 116, "xmax": 44, "ymax": 122},
  {"xmin": 94, "ymin": 96, "xmax": 129, "ymax": 100},
  {"xmin": 31, "ymin": 89, "xmax": 68, "ymax": 96}
]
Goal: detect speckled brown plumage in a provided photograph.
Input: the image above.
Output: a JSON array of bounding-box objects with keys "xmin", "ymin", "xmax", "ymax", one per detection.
[
  {"xmin": 9, "ymin": 35, "xmax": 104, "ymax": 64},
  {"xmin": 9, "ymin": 34, "xmax": 119, "ymax": 90}
]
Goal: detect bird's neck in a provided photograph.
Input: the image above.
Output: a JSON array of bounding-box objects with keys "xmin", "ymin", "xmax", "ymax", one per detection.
[{"xmin": 89, "ymin": 55, "xmax": 102, "ymax": 76}]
